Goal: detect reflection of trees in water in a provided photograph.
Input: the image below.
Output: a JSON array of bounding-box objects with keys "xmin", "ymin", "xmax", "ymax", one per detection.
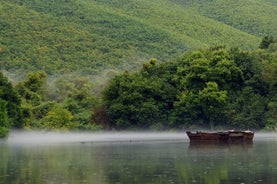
[
  {"xmin": 102, "ymin": 142, "xmax": 277, "ymax": 184},
  {"xmin": 0, "ymin": 144, "xmax": 106, "ymax": 184},
  {"xmin": 179, "ymin": 142, "xmax": 275, "ymax": 184},
  {"xmin": 181, "ymin": 143, "xmax": 253, "ymax": 184},
  {"xmin": 102, "ymin": 143, "xmax": 180, "ymax": 184},
  {"xmin": 1, "ymin": 141, "xmax": 277, "ymax": 184},
  {"xmin": 101, "ymin": 143, "xmax": 230, "ymax": 183},
  {"xmin": 188, "ymin": 142, "xmax": 254, "ymax": 151}
]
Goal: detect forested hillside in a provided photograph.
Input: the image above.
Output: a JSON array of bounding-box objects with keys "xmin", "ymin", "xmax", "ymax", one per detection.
[
  {"xmin": 172, "ymin": 0, "xmax": 277, "ymax": 37},
  {"xmin": 1, "ymin": 0, "xmax": 276, "ymax": 77},
  {"xmin": 0, "ymin": 0, "xmax": 277, "ymax": 137},
  {"xmin": 1, "ymin": 43, "xmax": 276, "ymax": 137}
]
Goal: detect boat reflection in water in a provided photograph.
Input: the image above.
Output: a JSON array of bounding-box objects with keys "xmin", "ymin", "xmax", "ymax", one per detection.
[
  {"xmin": 186, "ymin": 130, "xmax": 254, "ymax": 144},
  {"xmin": 188, "ymin": 140, "xmax": 253, "ymax": 151}
]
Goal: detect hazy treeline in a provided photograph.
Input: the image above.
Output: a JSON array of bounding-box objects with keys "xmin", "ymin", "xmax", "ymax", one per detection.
[
  {"xmin": 0, "ymin": 71, "xmax": 103, "ymax": 137},
  {"xmin": 0, "ymin": 38, "xmax": 277, "ymax": 137}
]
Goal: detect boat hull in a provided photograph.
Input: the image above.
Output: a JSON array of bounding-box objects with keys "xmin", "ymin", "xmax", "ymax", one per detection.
[{"xmin": 186, "ymin": 131, "xmax": 254, "ymax": 144}]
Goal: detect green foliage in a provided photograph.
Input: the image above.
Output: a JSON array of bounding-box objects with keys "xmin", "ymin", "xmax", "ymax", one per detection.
[
  {"xmin": 0, "ymin": 44, "xmax": 273, "ymax": 131},
  {"xmin": 103, "ymin": 67, "xmax": 177, "ymax": 129},
  {"xmin": 176, "ymin": 47, "xmax": 244, "ymax": 93},
  {"xmin": 0, "ymin": 99, "xmax": 9, "ymax": 138},
  {"xmin": 0, "ymin": 0, "xmax": 276, "ymax": 132},
  {"xmin": 172, "ymin": 91, "xmax": 202, "ymax": 127},
  {"xmin": 23, "ymin": 71, "xmax": 47, "ymax": 94},
  {"xmin": 265, "ymin": 97, "xmax": 277, "ymax": 130},
  {"xmin": 0, "ymin": 44, "xmax": 275, "ymax": 131},
  {"xmin": 0, "ymin": 126, "xmax": 8, "ymax": 138},
  {"xmin": 49, "ymin": 76, "xmax": 100, "ymax": 129},
  {"xmin": 15, "ymin": 71, "xmax": 48, "ymax": 128},
  {"xmin": 0, "ymin": 71, "xmax": 24, "ymax": 137},
  {"xmin": 198, "ymin": 82, "xmax": 227, "ymax": 129},
  {"xmin": 259, "ymin": 36, "xmax": 276, "ymax": 49},
  {"xmin": 16, "ymin": 71, "xmax": 47, "ymax": 106},
  {"xmin": 103, "ymin": 73, "xmax": 155, "ymax": 129},
  {"xmin": 0, "ymin": 72, "xmax": 23, "ymax": 128},
  {"xmin": 39, "ymin": 104, "xmax": 73, "ymax": 130},
  {"xmin": 104, "ymin": 46, "xmax": 277, "ymax": 130},
  {"xmin": 227, "ymin": 87, "xmax": 268, "ymax": 129},
  {"xmin": 181, "ymin": 0, "xmax": 277, "ymax": 37},
  {"xmin": 1, "ymin": 0, "xmax": 275, "ymax": 78},
  {"xmin": 15, "ymin": 71, "xmax": 100, "ymax": 130},
  {"xmin": 63, "ymin": 88, "xmax": 99, "ymax": 129},
  {"xmin": 268, "ymin": 42, "xmax": 277, "ymax": 55}
]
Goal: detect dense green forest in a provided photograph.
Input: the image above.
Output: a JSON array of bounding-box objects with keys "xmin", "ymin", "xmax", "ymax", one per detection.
[
  {"xmin": 103, "ymin": 42, "xmax": 277, "ymax": 130},
  {"xmin": 0, "ymin": 0, "xmax": 277, "ymax": 137},
  {"xmin": 1, "ymin": 40, "xmax": 277, "ymax": 137},
  {"xmin": 1, "ymin": 0, "xmax": 277, "ymax": 77}
]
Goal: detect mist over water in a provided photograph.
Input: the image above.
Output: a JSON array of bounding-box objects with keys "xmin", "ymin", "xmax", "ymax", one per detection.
[
  {"xmin": 4, "ymin": 130, "xmax": 277, "ymax": 146},
  {"xmin": 6, "ymin": 130, "xmax": 188, "ymax": 146},
  {"xmin": 253, "ymin": 131, "xmax": 277, "ymax": 141},
  {"xmin": 2, "ymin": 131, "xmax": 277, "ymax": 183}
]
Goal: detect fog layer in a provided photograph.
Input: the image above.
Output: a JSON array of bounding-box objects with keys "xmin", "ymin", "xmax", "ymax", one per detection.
[{"xmin": 6, "ymin": 130, "xmax": 187, "ymax": 145}]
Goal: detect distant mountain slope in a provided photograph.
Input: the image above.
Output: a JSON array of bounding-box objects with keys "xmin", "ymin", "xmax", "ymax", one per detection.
[
  {"xmin": 182, "ymin": 0, "xmax": 277, "ymax": 37},
  {"xmin": 90, "ymin": 0, "xmax": 258, "ymax": 46},
  {"xmin": 0, "ymin": 0, "xmax": 275, "ymax": 76}
]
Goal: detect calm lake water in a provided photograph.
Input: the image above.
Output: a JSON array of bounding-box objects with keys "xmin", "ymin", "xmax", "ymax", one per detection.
[{"xmin": 1, "ymin": 131, "xmax": 277, "ymax": 184}]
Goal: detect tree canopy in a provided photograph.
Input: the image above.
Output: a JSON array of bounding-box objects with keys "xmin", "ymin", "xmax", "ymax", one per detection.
[
  {"xmin": 103, "ymin": 46, "xmax": 277, "ymax": 130},
  {"xmin": 0, "ymin": 42, "xmax": 277, "ymax": 137},
  {"xmin": 0, "ymin": 72, "xmax": 23, "ymax": 137}
]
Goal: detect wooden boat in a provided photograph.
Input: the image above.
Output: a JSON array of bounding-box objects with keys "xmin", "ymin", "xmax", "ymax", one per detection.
[{"xmin": 186, "ymin": 130, "xmax": 254, "ymax": 144}]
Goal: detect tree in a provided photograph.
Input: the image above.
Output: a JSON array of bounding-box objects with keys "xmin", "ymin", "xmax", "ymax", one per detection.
[
  {"xmin": 172, "ymin": 91, "xmax": 202, "ymax": 128},
  {"xmin": 173, "ymin": 48, "xmax": 244, "ymax": 129},
  {"xmin": 0, "ymin": 100, "xmax": 9, "ymax": 138},
  {"xmin": 103, "ymin": 73, "xmax": 157, "ymax": 129},
  {"xmin": 265, "ymin": 99, "xmax": 277, "ymax": 130},
  {"xmin": 91, "ymin": 105, "xmax": 110, "ymax": 129},
  {"xmin": 15, "ymin": 71, "xmax": 48, "ymax": 127},
  {"xmin": 63, "ymin": 89, "xmax": 98, "ymax": 129},
  {"xmin": 16, "ymin": 71, "xmax": 47, "ymax": 106},
  {"xmin": 39, "ymin": 104, "xmax": 73, "ymax": 130},
  {"xmin": 103, "ymin": 70, "xmax": 176, "ymax": 129},
  {"xmin": 103, "ymin": 46, "xmax": 277, "ymax": 130},
  {"xmin": 58, "ymin": 77, "xmax": 99, "ymax": 129},
  {"xmin": 0, "ymin": 72, "xmax": 23, "ymax": 128},
  {"xmin": 198, "ymin": 82, "xmax": 227, "ymax": 129},
  {"xmin": 176, "ymin": 47, "xmax": 243, "ymax": 93},
  {"xmin": 227, "ymin": 87, "xmax": 267, "ymax": 129},
  {"xmin": 259, "ymin": 36, "xmax": 275, "ymax": 49}
]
